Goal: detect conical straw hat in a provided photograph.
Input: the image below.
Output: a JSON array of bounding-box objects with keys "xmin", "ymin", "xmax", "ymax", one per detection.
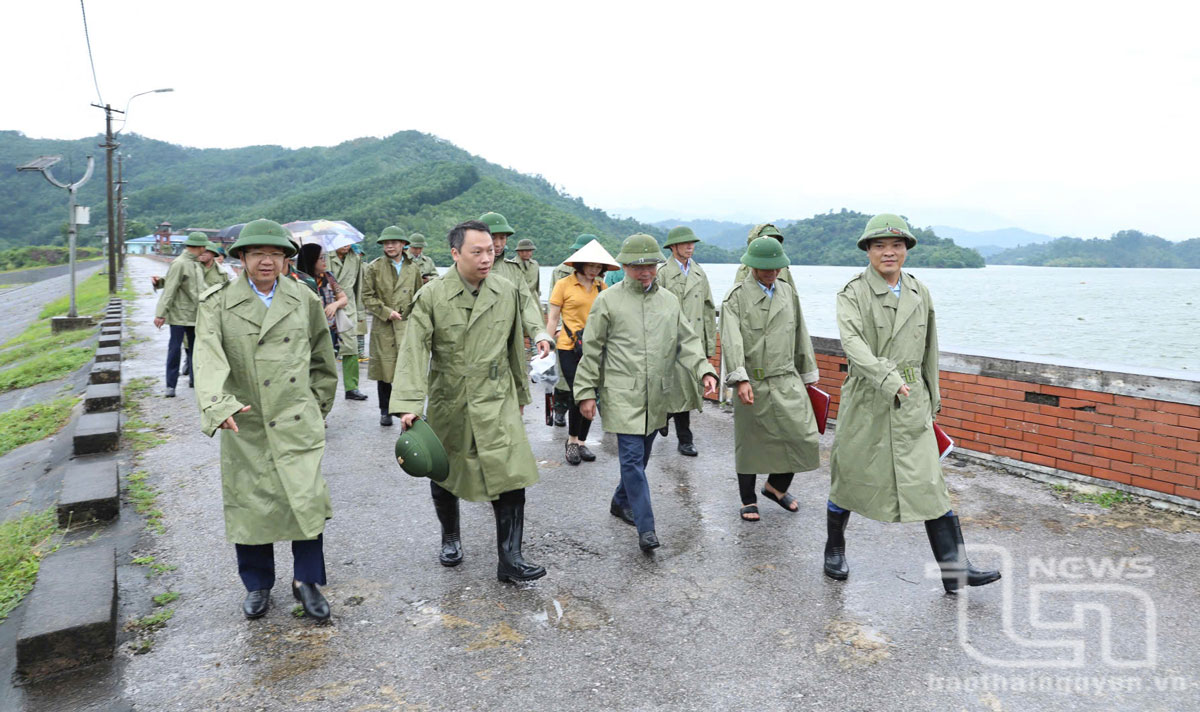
[{"xmin": 563, "ymin": 240, "xmax": 620, "ymax": 271}]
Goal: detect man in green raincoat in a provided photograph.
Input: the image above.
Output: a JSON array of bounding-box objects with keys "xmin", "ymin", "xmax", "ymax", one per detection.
[
  {"xmin": 193, "ymin": 219, "xmax": 339, "ymax": 621},
  {"xmin": 329, "ymin": 235, "xmax": 368, "ymax": 401},
  {"xmin": 513, "ymin": 238, "xmax": 542, "ymax": 313},
  {"xmin": 200, "ymin": 242, "xmax": 230, "ymax": 289},
  {"xmin": 406, "ymin": 233, "xmax": 438, "ymax": 283},
  {"xmin": 392, "ymin": 220, "xmax": 553, "ymax": 583},
  {"xmin": 721, "ymin": 237, "xmax": 820, "ymax": 522},
  {"xmin": 574, "ymin": 234, "xmax": 719, "ymax": 552},
  {"xmin": 826, "ymin": 213, "xmax": 1000, "ymax": 593},
  {"xmin": 479, "ymin": 212, "xmax": 543, "ymax": 315},
  {"xmin": 153, "ymin": 231, "xmax": 208, "ymax": 397},
  {"xmin": 549, "ymin": 234, "xmax": 598, "ymax": 425},
  {"xmin": 362, "ymin": 226, "xmax": 424, "ymax": 426},
  {"xmin": 734, "ymin": 223, "xmax": 795, "ymax": 287},
  {"xmin": 655, "ymin": 227, "xmax": 717, "ymax": 456}
]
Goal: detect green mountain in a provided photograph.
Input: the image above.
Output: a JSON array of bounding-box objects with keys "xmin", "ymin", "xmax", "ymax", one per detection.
[
  {"xmin": 777, "ymin": 210, "xmax": 985, "ymax": 268},
  {"xmin": 987, "ymin": 231, "xmax": 1200, "ymax": 268},
  {"xmin": 0, "ymin": 130, "xmax": 740, "ymax": 265}
]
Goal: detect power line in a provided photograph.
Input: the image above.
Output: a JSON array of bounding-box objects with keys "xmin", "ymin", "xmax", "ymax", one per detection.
[{"xmin": 79, "ymin": 0, "xmax": 103, "ymax": 105}]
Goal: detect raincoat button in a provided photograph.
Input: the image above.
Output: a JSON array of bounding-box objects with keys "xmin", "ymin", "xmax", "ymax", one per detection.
[
  {"xmin": 294, "ymin": 415, "xmax": 300, "ymax": 421},
  {"xmin": 284, "ymin": 336, "xmax": 290, "ymax": 343},
  {"xmin": 263, "ymin": 379, "xmax": 270, "ymax": 386},
  {"xmin": 269, "ymin": 421, "xmax": 275, "ymax": 427},
  {"xmin": 211, "ymin": 396, "xmax": 217, "ymax": 402},
  {"xmin": 258, "ymin": 339, "xmax": 264, "ymax": 345},
  {"xmin": 290, "ymin": 377, "xmax": 296, "ymax": 383}
]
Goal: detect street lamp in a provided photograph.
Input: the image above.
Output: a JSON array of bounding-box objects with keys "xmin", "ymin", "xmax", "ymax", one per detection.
[
  {"xmin": 17, "ymin": 155, "xmax": 95, "ymax": 325},
  {"xmin": 92, "ymin": 88, "xmax": 172, "ymax": 294}
]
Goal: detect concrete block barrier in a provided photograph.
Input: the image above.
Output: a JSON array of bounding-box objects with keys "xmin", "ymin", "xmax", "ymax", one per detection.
[
  {"xmin": 57, "ymin": 458, "xmax": 119, "ymax": 526},
  {"xmin": 83, "ymin": 383, "xmax": 121, "ymax": 413},
  {"xmin": 94, "ymin": 346, "xmax": 121, "ymax": 363},
  {"xmin": 73, "ymin": 412, "xmax": 120, "ymax": 455},
  {"xmin": 15, "ymin": 545, "xmax": 117, "ymax": 681},
  {"xmin": 88, "ymin": 362, "xmax": 120, "ymax": 385},
  {"xmin": 98, "ymin": 333, "xmax": 120, "ymax": 348}
]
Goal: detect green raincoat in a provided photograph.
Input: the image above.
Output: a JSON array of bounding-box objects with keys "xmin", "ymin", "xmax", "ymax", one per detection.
[
  {"xmin": 573, "ymin": 277, "xmax": 717, "ymax": 435},
  {"xmin": 720, "ymin": 275, "xmax": 820, "ymax": 474},
  {"xmin": 154, "ymin": 252, "xmax": 203, "ymax": 325},
  {"xmin": 390, "ymin": 267, "xmax": 548, "ymax": 501},
  {"xmin": 362, "ymin": 255, "xmax": 424, "ymax": 382},
  {"xmin": 829, "ymin": 268, "xmax": 950, "ymax": 522},
  {"xmin": 412, "ymin": 253, "xmax": 438, "ymax": 282},
  {"xmin": 194, "ymin": 274, "xmax": 339, "ymax": 544},
  {"xmin": 329, "ymin": 249, "xmax": 365, "ymax": 354},
  {"xmin": 655, "ymin": 257, "xmax": 717, "ymax": 414},
  {"xmin": 493, "ymin": 253, "xmax": 543, "ymax": 318},
  {"xmin": 201, "ymin": 261, "xmax": 230, "ymax": 289},
  {"xmin": 734, "ymin": 224, "xmax": 794, "ymax": 288}
]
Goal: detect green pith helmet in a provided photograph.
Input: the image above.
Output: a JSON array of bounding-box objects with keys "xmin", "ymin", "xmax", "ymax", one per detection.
[
  {"xmin": 204, "ymin": 241, "xmax": 222, "ymax": 255},
  {"xmin": 394, "ymin": 419, "xmax": 449, "ymax": 482},
  {"xmin": 571, "ymin": 234, "xmax": 597, "ymax": 250},
  {"xmin": 229, "ymin": 219, "xmax": 297, "ymax": 258},
  {"xmin": 377, "ymin": 225, "xmax": 410, "ymax": 245},
  {"xmin": 616, "ymin": 234, "xmax": 666, "ymax": 265},
  {"xmin": 184, "ymin": 232, "xmax": 209, "ymax": 247},
  {"xmin": 479, "ymin": 212, "xmax": 514, "ymax": 236},
  {"xmin": 515, "ymin": 238, "xmax": 536, "ymax": 251},
  {"xmin": 741, "ymin": 236, "xmax": 790, "ymax": 270},
  {"xmin": 858, "ymin": 213, "xmax": 917, "ymax": 251},
  {"xmin": 407, "ymin": 233, "xmax": 427, "ymax": 248},
  {"xmin": 747, "ymin": 223, "xmax": 783, "ymax": 244},
  {"xmin": 664, "ymin": 226, "xmax": 700, "ymax": 248}
]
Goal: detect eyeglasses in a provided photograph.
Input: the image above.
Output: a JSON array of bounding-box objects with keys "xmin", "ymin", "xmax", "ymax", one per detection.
[{"xmin": 245, "ymin": 251, "xmax": 285, "ymax": 260}]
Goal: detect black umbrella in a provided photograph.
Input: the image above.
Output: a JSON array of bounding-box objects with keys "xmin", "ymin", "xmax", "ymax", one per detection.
[{"xmin": 216, "ymin": 223, "xmax": 246, "ymax": 240}]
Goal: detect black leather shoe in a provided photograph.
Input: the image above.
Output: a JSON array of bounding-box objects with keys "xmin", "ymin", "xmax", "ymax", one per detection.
[
  {"xmin": 553, "ymin": 411, "xmax": 566, "ymax": 427},
  {"xmin": 380, "ymin": 413, "xmax": 393, "ymax": 426},
  {"xmin": 677, "ymin": 443, "xmax": 698, "ymax": 457},
  {"xmin": 639, "ymin": 530, "xmax": 661, "ymax": 552},
  {"xmin": 565, "ymin": 442, "xmax": 582, "ymax": 465},
  {"xmin": 925, "ymin": 514, "xmax": 1002, "ymax": 593},
  {"xmin": 345, "ymin": 389, "xmax": 368, "ymax": 401},
  {"xmin": 823, "ymin": 509, "xmax": 851, "ymax": 580},
  {"xmin": 291, "ymin": 581, "xmax": 331, "ymax": 621},
  {"xmin": 243, "ymin": 589, "xmax": 270, "ymax": 619},
  {"xmin": 188, "ymin": 380, "xmax": 194, "ymax": 388},
  {"xmin": 658, "ymin": 424, "xmax": 669, "ymax": 437},
  {"xmin": 609, "ymin": 500, "xmax": 635, "ymax": 526},
  {"xmin": 578, "ymin": 444, "xmax": 596, "ymax": 462},
  {"xmin": 493, "ymin": 493, "xmax": 546, "ymax": 583},
  {"xmin": 165, "ymin": 387, "xmax": 176, "ymax": 398}
]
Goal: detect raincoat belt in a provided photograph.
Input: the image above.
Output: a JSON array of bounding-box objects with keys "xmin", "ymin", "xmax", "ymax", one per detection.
[
  {"xmin": 431, "ymin": 360, "xmax": 504, "ymax": 380},
  {"xmin": 749, "ymin": 365, "xmax": 796, "ymax": 381},
  {"xmin": 847, "ymin": 361, "xmax": 923, "ymax": 384}
]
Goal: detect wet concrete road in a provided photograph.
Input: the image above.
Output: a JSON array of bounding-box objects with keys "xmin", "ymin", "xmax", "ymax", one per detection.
[
  {"xmin": 0, "ymin": 261, "xmax": 105, "ymax": 341},
  {"xmin": 25, "ymin": 255, "xmax": 1200, "ymax": 711}
]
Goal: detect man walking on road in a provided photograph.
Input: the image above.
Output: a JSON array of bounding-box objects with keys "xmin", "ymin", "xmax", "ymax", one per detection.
[
  {"xmin": 362, "ymin": 227, "xmax": 424, "ymax": 426},
  {"xmin": 392, "ymin": 220, "xmax": 554, "ymax": 583},
  {"xmin": 193, "ymin": 219, "xmax": 339, "ymax": 622},
  {"xmin": 720, "ymin": 237, "xmax": 821, "ymax": 522},
  {"xmin": 826, "ymin": 213, "xmax": 1001, "ymax": 593},
  {"xmin": 329, "ymin": 235, "xmax": 368, "ymax": 402},
  {"xmin": 655, "ymin": 227, "xmax": 717, "ymax": 456},
  {"xmin": 153, "ymin": 231, "xmax": 208, "ymax": 397},
  {"xmin": 574, "ymin": 234, "xmax": 718, "ymax": 552},
  {"xmin": 406, "ymin": 233, "xmax": 438, "ymax": 284}
]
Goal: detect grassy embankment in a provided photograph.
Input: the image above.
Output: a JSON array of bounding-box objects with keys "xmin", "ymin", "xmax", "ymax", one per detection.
[{"xmin": 0, "ymin": 509, "xmax": 60, "ymax": 622}]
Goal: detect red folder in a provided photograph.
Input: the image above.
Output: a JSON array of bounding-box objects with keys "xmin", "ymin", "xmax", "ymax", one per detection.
[
  {"xmin": 934, "ymin": 423, "xmax": 954, "ymax": 461},
  {"xmin": 806, "ymin": 385, "xmax": 830, "ymax": 434}
]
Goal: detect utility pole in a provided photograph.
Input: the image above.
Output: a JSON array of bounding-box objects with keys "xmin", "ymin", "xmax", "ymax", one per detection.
[
  {"xmin": 116, "ymin": 153, "xmax": 126, "ymax": 271},
  {"xmin": 92, "ymin": 102, "xmax": 123, "ymax": 294},
  {"xmin": 17, "ymin": 155, "xmax": 95, "ymax": 327}
]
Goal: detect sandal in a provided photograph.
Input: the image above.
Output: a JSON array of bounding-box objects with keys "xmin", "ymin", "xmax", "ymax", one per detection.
[
  {"xmin": 761, "ymin": 488, "xmax": 799, "ymax": 512},
  {"xmin": 740, "ymin": 504, "xmax": 760, "ymax": 522}
]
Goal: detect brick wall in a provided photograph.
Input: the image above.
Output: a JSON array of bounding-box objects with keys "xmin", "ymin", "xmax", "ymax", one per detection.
[{"xmin": 805, "ymin": 337, "xmax": 1200, "ymax": 505}]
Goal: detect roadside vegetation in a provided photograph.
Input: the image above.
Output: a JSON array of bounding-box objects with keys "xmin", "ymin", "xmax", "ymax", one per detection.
[
  {"xmin": 0, "ymin": 508, "xmax": 61, "ymax": 622},
  {"xmin": 0, "ymin": 397, "xmax": 79, "ymax": 457},
  {"xmin": 0, "ymin": 246, "xmax": 103, "ymax": 272}
]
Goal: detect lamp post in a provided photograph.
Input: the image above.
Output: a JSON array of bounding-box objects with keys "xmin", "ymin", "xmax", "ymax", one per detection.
[
  {"xmin": 93, "ymin": 88, "xmax": 172, "ymax": 294},
  {"xmin": 17, "ymin": 155, "xmax": 95, "ymax": 323}
]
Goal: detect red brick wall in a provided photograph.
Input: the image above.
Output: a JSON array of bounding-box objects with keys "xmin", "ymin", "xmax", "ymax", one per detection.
[{"xmin": 807, "ymin": 345, "xmax": 1200, "ymax": 503}]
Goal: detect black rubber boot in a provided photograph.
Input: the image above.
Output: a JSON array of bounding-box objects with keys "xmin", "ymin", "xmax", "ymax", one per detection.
[
  {"xmin": 431, "ymin": 484, "xmax": 463, "ymax": 567},
  {"xmin": 492, "ymin": 490, "xmax": 546, "ymax": 583},
  {"xmin": 823, "ymin": 509, "xmax": 851, "ymax": 580},
  {"xmin": 924, "ymin": 514, "xmax": 1002, "ymax": 593}
]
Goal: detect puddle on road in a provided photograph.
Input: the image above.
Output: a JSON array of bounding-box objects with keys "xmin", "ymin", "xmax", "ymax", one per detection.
[{"xmin": 815, "ymin": 619, "xmax": 893, "ymax": 669}]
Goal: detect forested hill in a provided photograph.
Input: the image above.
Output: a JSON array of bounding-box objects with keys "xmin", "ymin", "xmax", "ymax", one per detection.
[
  {"xmin": 986, "ymin": 231, "xmax": 1200, "ymax": 268},
  {"xmin": 0, "ymin": 130, "xmax": 737, "ymax": 265},
  {"xmin": 778, "ymin": 210, "xmax": 985, "ymax": 268}
]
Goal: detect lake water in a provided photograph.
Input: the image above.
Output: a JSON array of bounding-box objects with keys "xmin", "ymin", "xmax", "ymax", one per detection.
[{"xmin": 535, "ymin": 264, "xmax": 1200, "ymax": 375}]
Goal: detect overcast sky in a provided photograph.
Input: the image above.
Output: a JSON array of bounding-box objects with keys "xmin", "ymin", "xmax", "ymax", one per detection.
[{"xmin": 4, "ymin": 1, "xmax": 1197, "ymax": 239}]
